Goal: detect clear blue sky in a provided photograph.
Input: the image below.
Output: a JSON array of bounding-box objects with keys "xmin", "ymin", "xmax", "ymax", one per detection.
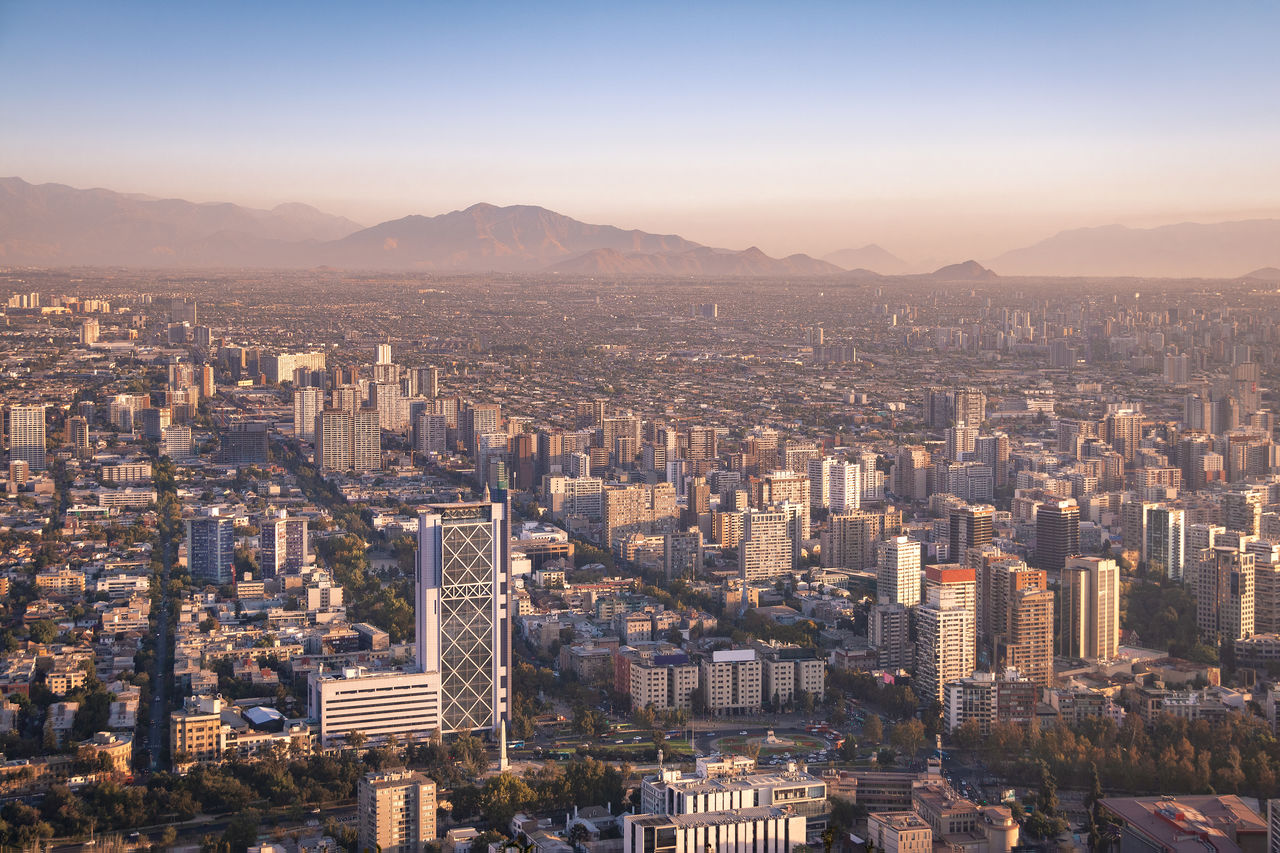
[{"xmin": 2, "ymin": 0, "xmax": 1278, "ymax": 262}]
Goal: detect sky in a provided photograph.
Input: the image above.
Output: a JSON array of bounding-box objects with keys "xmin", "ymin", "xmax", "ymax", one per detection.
[{"xmin": 2, "ymin": 1, "xmax": 1279, "ymax": 264}]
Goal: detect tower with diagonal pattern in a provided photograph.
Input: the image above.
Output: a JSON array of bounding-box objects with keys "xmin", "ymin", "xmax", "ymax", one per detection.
[{"xmin": 416, "ymin": 501, "xmax": 511, "ymax": 734}]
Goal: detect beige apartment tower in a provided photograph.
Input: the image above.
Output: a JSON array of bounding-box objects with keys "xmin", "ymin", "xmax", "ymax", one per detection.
[{"xmin": 358, "ymin": 769, "xmax": 437, "ymax": 853}]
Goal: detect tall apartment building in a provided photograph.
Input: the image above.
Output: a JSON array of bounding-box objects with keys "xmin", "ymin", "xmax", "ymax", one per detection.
[
  {"xmin": 220, "ymin": 420, "xmax": 269, "ymax": 465},
  {"xmin": 949, "ymin": 505, "xmax": 994, "ymax": 563},
  {"xmin": 1034, "ymin": 500, "xmax": 1080, "ymax": 571},
  {"xmin": 358, "ymin": 770, "xmax": 437, "ymax": 853},
  {"xmin": 414, "ymin": 411, "xmax": 448, "ymax": 456},
  {"xmin": 700, "ymin": 649, "xmax": 763, "ymax": 715},
  {"xmin": 162, "ymin": 424, "xmax": 194, "ymax": 461},
  {"xmin": 1146, "ymin": 506, "xmax": 1186, "ymax": 580},
  {"xmin": 739, "ymin": 508, "xmax": 795, "ymax": 582},
  {"xmin": 1248, "ymin": 542, "xmax": 1280, "ymax": 633},
  {"xmin": 603, "ymin": 482, "xmax": 678, "ymax": 551},
  {"xmin": 1105, "ymin": 409, "xmax": 1143, "ymax": 461},
  {"xmin": 1000, "ymin": 585, "xmax": 1054, "ymax": 686},
  {"xmin": 260, "ymin": 514, "xmax": 309, "ymax": 577},
  {"xmin": 460, "ymin": 402, "xmax": 501, "ymax": 455},
  {"xmin": 760, "ymin": 471, "xmax": 811, "ymax": 538},
  {"xmin": 262, "ymin": 351, "xmax": 325, "ymax": 384},
  {"xmin": 870, "ymin": 602, "xmax": 913, "ymax": 670},
  {"xmin": 915, "ymin": 565, "xmax": 977, "ymax": 704},
  {"xmin": 293, "ymin": 387, "xmax": 324, "ymax": 441},
  {"xmin": 1060, "ymin": 557, "xmax": 1120, "ymax": 661},
  {"xmin": 1121, "ymin": 499, "xmax": 1155, "ymax": 563},
  {"xmin": 821, "ymin": 507, "xmax": 902, "ymax": 570},
  {"xmin": 170, "ymin": 695, "xmax": 226, "ymax": 763},
  {"xmin": 1224, "ymin": 488, "xmax": 1265, "ymax": 536},
  {"xmin": 876, "ymin": 536, "xmax": 922, "ymax": 606},
  {"xmin": 66, "ymin": 415, "xmax": 90, "ymax": 458},
  {"xmin": 1195, "ymin": 545, "xmax": 1255, "ymax": 646},
  {"xmin": 187, "ymin": 512, "xmax": 235, "ymax": 585},
  {"xmin": 982, "ymin": 560, "xmax": 1046, "ymax": 665},
  {"xmin": 925, "ymin": 387, "xmax": 987, "ymax": 429},
  {"xmin": 7, "ymin": 404, "xmax": 46, "ymax": 470},
  {"xmin": 416, "ymin": 501, "xmax": 510, "ymax": 733},
  {"xmin": 829, "ymin": 460, "xmax": 862, "ymax": 513},
  {"xmin": 316, "ymin": 408, "xmax": 381, "ymax": 472}
]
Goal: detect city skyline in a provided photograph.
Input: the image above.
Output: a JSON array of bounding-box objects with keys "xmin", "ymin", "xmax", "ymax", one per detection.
[{"xmin": 4, "ymin": 2, "xmax": 1280, "ymax": 262}]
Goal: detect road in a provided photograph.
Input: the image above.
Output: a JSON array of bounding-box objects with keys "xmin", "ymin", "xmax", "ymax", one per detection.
[{"xmin": 148, "ymin": 538, "xmax": 173, "ymax": 772}]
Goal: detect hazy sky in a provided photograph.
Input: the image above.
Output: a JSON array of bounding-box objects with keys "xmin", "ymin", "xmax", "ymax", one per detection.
[{"xmin": 3, "ymin": 1, "xmax": 1279, "ymax": 263}]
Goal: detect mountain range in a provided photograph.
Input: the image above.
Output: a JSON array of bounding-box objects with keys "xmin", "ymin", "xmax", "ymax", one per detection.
[
  {"xmin": 4, "ymin": 177, "xmax": 1280, "ymax": 278},
  {"xmin": 0, "ymin": 178, "xmax": 839, "ymax": 276},
  {"xmin": 987, "ymin": 219, "xmax": 1280, "ymax": 278}
]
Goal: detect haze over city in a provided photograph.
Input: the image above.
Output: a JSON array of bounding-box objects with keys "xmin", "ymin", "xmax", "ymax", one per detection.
[
  {"xmin": 7, "ymin": 3, "xmax": 1280, "ymax": 853},
  {"xmin": 4, "ymin": 1, "xmax": 1280, "ymax": 264}
]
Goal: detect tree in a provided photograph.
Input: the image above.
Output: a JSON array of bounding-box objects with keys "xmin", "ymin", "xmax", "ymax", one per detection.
[
  {"xmin": 876, "ymin": 748, "xmax": 895, "ymax": 768},
  {"xmin": 862, "ymin": 714, "xmax": 883, "ymax": 744},
  {"xmin": 29, "ymin": 620, "xmax": 57, "ymax": 645},
  {"xmin": 480, "ymin": 773, "xmax": 534, "ymax": 831},
  {"xmin": 951, "ymin": 719, "xmax": 982, "ymax": 751},
  {"xmin": 890, "ymin": 719, "xmax": 925, "ymax": 761}
]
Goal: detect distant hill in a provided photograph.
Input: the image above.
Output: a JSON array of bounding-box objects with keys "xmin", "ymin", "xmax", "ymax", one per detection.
[
  {"xmin": 547, "ymin": 246, "xmax": 841, "ymax": 277},
  {"xmin": 989, "ymin": 219, "xmax": 1280, "ymax": 278},
  {"xmin": 0, "ymin": 179, "xmax": 841, "ymax": 275},
  {"xmin": 0, "ymin": 177, "xmax": 364, "ymax": 266},
  {"xmin": 822, "ymin": 244, "xmax": 910, "ymax": 275},
  {"xmin": 318, "ymin": 203, "xmax": 702, "ymax": 272},
  {"xmin": 925, "ymin": 260, "xmax": 998, "ymax": 280},
  {"xmin": 1244, "ymin": 267, "xmax": 1280, "ymax": 280}
]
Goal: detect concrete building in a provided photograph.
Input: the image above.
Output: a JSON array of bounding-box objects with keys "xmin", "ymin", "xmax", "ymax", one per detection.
[
  {"xmin": 1195, "ymin": 545, "xmax": 1255, "ymax": 646},
  {"xmin": 7, "ymin": 404, "xmax": 46, "ymax": 471},
  {"xmin": 739, "ymin": 508, "xmax": 794, "ymax": 582},
  {"xmin": 308, "ymin": 668, "xmax": 442, "ymax": 747},
  {"xmin": 186, "ymin": 512, "xmax": 235, "ymax": 585},
  {"xmin": 867, "ymin": 811, "xmax": 933, "ymax": 853},
  {"xmin": 623, "ymin": 808, "xmax": 807, "ymax": 853},
  {"xmin": 877, "ymin": 536, "xmax": 922, "ymax": 606},
  {"xmin": 171, "ymin": 695, "xmax": 226, "ymax": 763},
  {"xmin": 915, "ymin": 565, "xmax": 977, "ymax": 705},
  {"xmin": 1060, "ymin": 556, "xmax": 1120, "ymax": 662},
  {"xmin": 700, "ymin": 649, "xmax": 763, "ymax": 715},
  {"xmin": 358, "ymin": 769, "xmax": 437, "ymax": 853}
]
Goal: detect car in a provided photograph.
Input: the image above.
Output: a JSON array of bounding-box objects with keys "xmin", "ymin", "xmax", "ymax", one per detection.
[
  {"xmin": 633, "ymin": 735, "xmax": 643, "ymax": 741},
  {"xmin": 739, "ymin": 730, "xmax": 748, "ymax": 735}
]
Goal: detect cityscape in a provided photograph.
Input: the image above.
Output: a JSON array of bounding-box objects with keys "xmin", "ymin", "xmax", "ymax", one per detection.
[{"xmin": 4, "ymin": 3, "xmax": 1280, "ymax": 853}]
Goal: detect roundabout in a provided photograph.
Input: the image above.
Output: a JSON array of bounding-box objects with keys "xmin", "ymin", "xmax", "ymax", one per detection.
[{"xmin": 709, "ymin": 729, "xmax": 831, "ymax": 761}]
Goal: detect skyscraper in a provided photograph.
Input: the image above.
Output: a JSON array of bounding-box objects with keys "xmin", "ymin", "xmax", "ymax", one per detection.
[
  {"xmin": 7, "ymin": 404, "xmax": 46, "ymax": 471},
  {"xmin": 293, "ymin": 387, "xmax": 324, "ymax": 441},
  {"xmin": 829, "ymin": 460, "xmax": 862, "ymax": 513},
  {"xmin": 316, "ymin": 408, "xmax": 381, "ymax": 473},
  {"xmin": 1035, "ymin": 500, "xmax": 1080, "ymax": 571},
  {"xmin": 260, "ymin": 513, "xmax": 309, "ymax": 578},
  {"xmin": 915, "ymin": 564, "xmax": 977, "ymax": 704},
  {"xmin": 416, "ymin": 501, "xmax": 510, "ymax": 733},
  {"xmin": 876, "ymin": 535, "xmax": 922, "ymax": 606},
  {"xmin": 66, "ymin": 414, "xmax": 90, "ymax": 459},
  {"xmin": 1146, "ymin": 506, "xmax": 1186, "ymax": 580},
  {"xmin": 738, "ymin": 508, "xmax": 794, "ymax": 582},
  {"xmin": 1195, "ymin": 545, "xmax": 1255, "ymax": 646},
  {"xmin": 187, "ymin": 512, "xmax": 235, "ymax": 585},
  {"xmin": 949, "ymin": 504, "xmax": 994, "ymax": 563},
  {"xmin": 1060, "ymin": 556, "xmax": 1120, "ymax": 661}
]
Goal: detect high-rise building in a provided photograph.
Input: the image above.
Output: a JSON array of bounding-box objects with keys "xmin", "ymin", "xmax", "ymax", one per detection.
[
  {"xmin": 974, "ymin": 433, "xmax": 1010, "ymax": 486},
  {"xmin": 739, "ymin": 508, "xmax": 794, "ymax": 582},
  {"xmin": 293, "ymin": 387, "xmax": 324, "ymax": 441},
  {"xmin": 187, "ymin": 512, "xmax": 235, "ymax": 585},
  {"xmin": 821, "ymin": 507, "xmax": 902, "ymax": 571},
  {"xmin": 66, "ymin": 415, "xmax": 90, "ymax": 458},
  {"xmin": 686, "ymin": 425, "xmax": 717, "ymax": 462},
  {"xmin": 260, "ymin": 513, "xmax": 309, "ymax": 577},
  {"xmin": 316, "ymin": 408, "xmax": 382, "ymax": 473},
  {"xmin": 374, "ymin": 343, "xmax": 392, "ymax": 365},
  {"xmin": 949, "ymin": 504, "xmax": 994, "ymax": 564},
  {"xmin": 416, "ymin": 501, "xmax": 510, "ymax": 733},
  {"xmin": 461, "ymin": 403, "xmax": 501, "ymax": 456},
  {"xmin": 870, "ymin": 602, "xmax": 912, "ymax": 669},
  {"xmin": 1000, "ymin": 585, "xmax": 1054, "ymax": 686},
  {"xmin": 358, "ymin": 770, "xmax": 437, "ymax": 853},
  {"xmin": 1194, "ymin": 545, "xmax": 1255, "ymax": 646},
  {"xmin": 220, "ymin": 420, "xmax": 269, "ymax": 465},
  {"xmin": 807, "ymin": 457, "xmax": 833, "ymax": 509},
  {"xmin": 414, "ymin": 412, "xmax": 448, "ymax": 457},
  {"xmin": 876, "ymin": 535, "xmax": 922, "ymax": 606},
  {"xmin": 944, "ymin": 424, "xmax": 978, "ymax": 461},
  {"xmin": 1035, "ymin": 500, "xmax": 1080, "ymax": 571},
  {"xmin": 162, "ymin": 424, "xmax": 194, "ymax": 461},
  {"xmin": 829, "ymin": 460, "xmax": 862, "ymax": 513},
  {"xmin": 915, "ymin": 564, "xmax": 977, "ymax": 705},
  {"xmin": 1224, "ymin": 488, "xmax": 1265, "ymax": 536},
  {"xmin": 1146, "ymin": 506, "xmax": 1186, "ymax": 580},
  {"xmin": 7, "ymin": 404, "xmax": 46, "ymax": 471},
  {"xmin": 1060, "ymin": 557, "xmax": 1120, "ymax": 662},
  {"xmin": 1105, "ymin": 409, "xmax": 1143, "ymax": 462}
]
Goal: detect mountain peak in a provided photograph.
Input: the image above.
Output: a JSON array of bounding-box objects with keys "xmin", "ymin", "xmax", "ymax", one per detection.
[{"xmin": 930, "ymin": 259, "xmax": 997, "ymax": 280}]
